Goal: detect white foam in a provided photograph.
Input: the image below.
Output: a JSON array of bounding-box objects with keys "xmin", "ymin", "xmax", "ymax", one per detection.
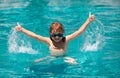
[
  {"xmin": 81, "ymin": 34, "xmax": 101, "ymax": 51},
  {"xmin": 8, "ymin": 28, "xmax": 38, "ymax": 54},
  {"xmin": 89, "ymin": 12, "xmax": 91, "ymax": 17},
  {"xmin": 17, "ymin": 22, "xmax": 20, "ymax": 26},
  {"xmin": 81, "ymin": 17, "xmax": 104, "ymax": 52}
]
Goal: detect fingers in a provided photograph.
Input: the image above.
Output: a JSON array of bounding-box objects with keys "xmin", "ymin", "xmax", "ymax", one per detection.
[
  {"xmin": 89, "ymin": 15, "xmax": 95, "ymax": 21},
  {"xmin": 15, "ymin": 25, "xmax": 22, "ymax": 31},
  {"xmin": 15, "ymin": 26, "xmax": 19, "ymax": 31},
  {"xmin": 15, "ymin": 22, "xmax": 22, "ymax": 31}
]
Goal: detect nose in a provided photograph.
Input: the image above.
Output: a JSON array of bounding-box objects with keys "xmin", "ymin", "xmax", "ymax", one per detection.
[{"xmin": 55, "ymin": 36, "xmax": 59, "ymax": 39}]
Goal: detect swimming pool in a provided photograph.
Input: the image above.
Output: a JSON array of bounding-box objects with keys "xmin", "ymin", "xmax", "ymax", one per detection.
[{"xmin": 0, "ymin": 0, "xmax": 120, "ymax": 77}]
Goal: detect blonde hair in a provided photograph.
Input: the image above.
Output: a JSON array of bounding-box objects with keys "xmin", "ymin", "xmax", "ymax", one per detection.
[{"xmin": 50, "ymin": 22, "xmax": 64, "ymax": 34}]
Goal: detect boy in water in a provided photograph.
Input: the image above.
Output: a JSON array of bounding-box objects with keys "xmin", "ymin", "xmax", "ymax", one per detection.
[{"xmin": 15, "ymin": 15, "xmax": 95, "ymax": 64}]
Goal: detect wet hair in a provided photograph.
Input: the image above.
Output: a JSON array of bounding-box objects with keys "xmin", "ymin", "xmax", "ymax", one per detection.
[
  {"xmin": 50, "ymin": 22, "xmax": 65, "ymax": 42},
  {"xmin": 50, "ymin": 22, "xmax": 64, "ymax": 33}
]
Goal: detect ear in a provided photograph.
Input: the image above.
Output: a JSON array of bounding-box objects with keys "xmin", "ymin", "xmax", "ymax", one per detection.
[{"xmin": 50, "ymin": 32, "xmax": 53, "ymax": 35}]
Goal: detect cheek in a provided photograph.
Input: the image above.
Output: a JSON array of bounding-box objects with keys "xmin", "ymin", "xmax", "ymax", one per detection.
[{"xmin": 59, "ymin": 37, "xmax": 63, "ymax": 40}]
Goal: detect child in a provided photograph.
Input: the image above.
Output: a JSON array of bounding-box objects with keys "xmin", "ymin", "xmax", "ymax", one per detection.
[{"xmin": 15, "ymin": 15, "xmax": 95, "ymax": 64}]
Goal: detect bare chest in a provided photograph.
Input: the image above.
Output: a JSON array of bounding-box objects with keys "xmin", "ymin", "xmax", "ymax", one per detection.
[{"xmin": 49, "ymin": 41, "xmax": 67, "ymax": 52}]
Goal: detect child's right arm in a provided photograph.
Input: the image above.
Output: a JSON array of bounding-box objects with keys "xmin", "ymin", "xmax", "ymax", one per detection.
[{"xmin": 15, "ymin": 25, "xmax": 50, "ymax": 45}]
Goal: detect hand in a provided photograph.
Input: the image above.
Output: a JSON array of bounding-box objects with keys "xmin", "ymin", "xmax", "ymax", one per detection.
[
  {"xmin": 15, "ymin": 23, "xmax": 22, "ymax": 31},
  {"xmin": 88, "ymin": 15, "xmax": 95, "ymax": 22}
]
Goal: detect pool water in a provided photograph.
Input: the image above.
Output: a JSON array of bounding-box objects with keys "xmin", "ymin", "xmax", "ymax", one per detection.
[{"xmin": 0, "ymin": 0, "xmax": 120, "ymax": 77}]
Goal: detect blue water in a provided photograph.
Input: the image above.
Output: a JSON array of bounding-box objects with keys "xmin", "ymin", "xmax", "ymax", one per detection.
[{"xmin": 0, "ymin": 0, "xmax": 120, "ymax": 77}]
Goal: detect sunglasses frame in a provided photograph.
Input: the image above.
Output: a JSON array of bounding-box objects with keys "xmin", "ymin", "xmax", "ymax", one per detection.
[{"xmin": 51, "ymin": 33, "xmax": 63, "ymax": 37}]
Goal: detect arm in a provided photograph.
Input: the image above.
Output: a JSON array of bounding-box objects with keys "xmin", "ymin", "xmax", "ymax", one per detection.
[
  {"xmin": 66, "ymin": 15, "xmax": 95, "ymax": 41},
  {"xmin": 15, "ymin": 25, "xmax": 50, "ymax": 45}
]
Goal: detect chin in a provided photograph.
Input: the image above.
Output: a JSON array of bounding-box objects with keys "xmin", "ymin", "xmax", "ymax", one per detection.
[{"xmin": 54, "ymin": 40, "xmax": 61, "ymax": 42}]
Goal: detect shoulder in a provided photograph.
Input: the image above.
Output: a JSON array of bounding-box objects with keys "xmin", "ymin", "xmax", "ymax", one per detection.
[{"xmin": 66, "ymin": 35, "xmax": 72, "ymax": 42}]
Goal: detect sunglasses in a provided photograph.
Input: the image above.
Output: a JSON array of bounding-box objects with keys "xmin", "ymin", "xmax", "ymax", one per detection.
[{"xmin": 51, "ymin": 33, "xmax": 63, "ymax": 37}]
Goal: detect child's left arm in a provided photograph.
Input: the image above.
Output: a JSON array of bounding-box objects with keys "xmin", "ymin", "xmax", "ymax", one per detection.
[{"xmin": 66, "ymin": 15, "xmax": 95, "ymax": 41}]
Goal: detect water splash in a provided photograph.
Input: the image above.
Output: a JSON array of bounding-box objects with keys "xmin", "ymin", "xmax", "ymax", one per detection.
[
  {"xmin": 81, "ymin": 34, "xmax": 102, "ymax": 51},
  {"xmin": 81, "ymin": 18, "xmax": 104, "ymax": 52},
  {"xmin": 8, "ymin": 28, "xmax": 38, "ymax": 54}
]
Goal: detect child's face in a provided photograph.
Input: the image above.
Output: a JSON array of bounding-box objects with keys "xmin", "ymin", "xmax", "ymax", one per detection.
[{"xmin": 50, "ymin": 32, "xmax": 63, "ymax": 42}]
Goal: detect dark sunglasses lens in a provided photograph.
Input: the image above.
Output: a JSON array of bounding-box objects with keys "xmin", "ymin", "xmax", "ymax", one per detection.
[
  {"xmin": 58, "ymin": 34, "xmax": 63, "ymax": 37},
  {"xmin": 51, "ymin": 34, "xmax": 63, "ymax": 37}
]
